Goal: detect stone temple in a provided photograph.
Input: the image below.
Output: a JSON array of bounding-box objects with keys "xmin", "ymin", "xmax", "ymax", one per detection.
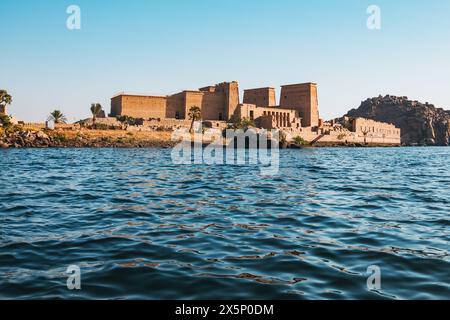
[
  {"xmin": 110, "ymin": 81, "xmax": 401, "ymax": 145},
  {"xmin": 111, "ymin": 81, "xmax": 319, "ymax": 127}
]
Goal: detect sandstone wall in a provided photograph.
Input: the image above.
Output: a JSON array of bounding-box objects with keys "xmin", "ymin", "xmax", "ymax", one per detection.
[
  {"xmin": 111, "ymin": 82, "xmax": 239, "ymax": 121},
  {"xmin": 243, "ymin": 88, "xmax": 276, "ymax": 107},
  {"xmin": 110, "ymin": 95, "xmax": 167, "ymax": 119},
  {"xmin": 222, "ymin": 82, "xmax": 240, "ymax": 120},
  {"xmin": 201, "ymin": 92, "xmax": 227, "ymax": 120},
  {"xmin": 166, "ymin": 93, "xmax": 185, "ymax": 119},
  {"xmin": 110, "ymin": 96, "xmax": 122, "ymax": 117},
  {"xmin": 280, "ymin": 83, "xmax": 319, "ymax": 128},
  {"xmin": 184, "ymin": 91, "xmax": 227, "ymax": 121},
  {"xmin": 352, "ymin": 118, "xmax": 401, "ymax": 139}
]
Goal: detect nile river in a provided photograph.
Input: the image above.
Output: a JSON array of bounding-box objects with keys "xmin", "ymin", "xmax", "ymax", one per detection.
[{"xmin": 0, "ymin": 147, "xmax": 449, "ymax": 299}]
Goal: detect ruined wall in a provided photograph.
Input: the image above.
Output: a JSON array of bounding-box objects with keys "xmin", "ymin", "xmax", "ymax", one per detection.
[
  {"xmin": 284, "ymin": 128, "xmax": 401, "ymax": 146},
  {"xmin": 243, "ymin": 88, "xmax": 276, "ymax": 108},
  {"xmin": 279, "ymin": 83, "xmax": 319, "ymax": 128},
  {"xmin": 352, "ymin": 117, "xmax": 401, "ymax": 139}
]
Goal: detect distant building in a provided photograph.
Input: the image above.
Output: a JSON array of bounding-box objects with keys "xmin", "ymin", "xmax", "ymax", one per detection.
[
  {"xmin": 110, "ymin": 81, "xmax": 320, "ymax": 129},
  {"xmin": 110, "ymin": 81, "xmax": 401, "ymax": 145},
  {"xmin": 111, "ymin": 82, "xmax": 239, "ymax": 122}
]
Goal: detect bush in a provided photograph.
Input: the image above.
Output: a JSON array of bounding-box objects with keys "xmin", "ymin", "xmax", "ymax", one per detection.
[
  {"xmin": 337, "ymin": 133, "xmax": 347, "ymax": 140},
  {"xmin": 0, "ymin": 114, "xmax": 12, "ymax": 128},
  {"xmin": 89, "ymin": 123, "xmax": 109, "ymax": 130},
  {"xmin": 293, "ymin": 136, "xmax": 308, "ymax": 146},
  {"xmin": 116, "ymin": 115, "xmax": 144, "ymax": 126}
]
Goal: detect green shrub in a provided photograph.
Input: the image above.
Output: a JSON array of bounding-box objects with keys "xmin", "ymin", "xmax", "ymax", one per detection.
[
  {"xmin": 0, "ymin": 114, "xmax": 12, "ymax": 128},
  {"xmin": 89, "ymin": 123, "xmax": 109, "ymax": 130},
  {"xmin": 293, "ymin": 136, "xmax": 308, "ymax": 145},
  {"xmin": 116, "ymin": 115, "xmax": 144, "ymax": 126}
]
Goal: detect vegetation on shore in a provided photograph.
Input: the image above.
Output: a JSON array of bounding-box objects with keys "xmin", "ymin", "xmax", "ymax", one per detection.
[
  {"xmin": 0, "ymin": 90, "xmax": 12, "ymax": 110},
  {"xmin": 293, "ymin": 136, "xmax": 308, "ymax": 146},
  {"xmin": 188, "ymin": 106, "xmax": 202, "ymax": 133},
  {"xmin": 48, "ymin": 110, "xmax": 67, "ymax": 124},
  {"xmin": 90, "ymin": 103, "xmax": 103, "ymax": 125},
  {"xmin": 116, "ymin": 115, "xmax": 144, "ymax": 127},
  {"xmin": 0, "ymin": 90, "xmax": 13, "ymax": 128}
]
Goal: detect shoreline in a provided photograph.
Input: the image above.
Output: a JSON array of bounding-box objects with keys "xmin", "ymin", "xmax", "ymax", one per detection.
[{"xmin": 0, "ymin": 125, "xmax": 410, "ymax": 149}]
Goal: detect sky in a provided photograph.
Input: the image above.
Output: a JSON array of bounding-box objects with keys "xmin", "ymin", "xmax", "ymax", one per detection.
[{"xmin": 1, "ymin": 0, "xmax": 450, "ymax": 123}]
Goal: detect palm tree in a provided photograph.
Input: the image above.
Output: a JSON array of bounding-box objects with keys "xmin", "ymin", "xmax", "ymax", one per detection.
[
  {"xmin": 188, "ymin": 106, "xmax": 202, "ymax": 133},
  {"xmin": 48, "ymin": 110, "xmax": 67, "ymax": 124},
  {"xmin": 0, "ymin": 90, "xmax": 12, "ymax": 114},
  {"xmin": 90, "ymin": 103, "xmax": 103, "ymax": 125}
]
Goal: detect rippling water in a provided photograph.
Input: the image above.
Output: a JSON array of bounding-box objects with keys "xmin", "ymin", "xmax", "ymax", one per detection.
[{"xmin": 0, "ymin": 147, "xmax": 449, "ymax": 299}]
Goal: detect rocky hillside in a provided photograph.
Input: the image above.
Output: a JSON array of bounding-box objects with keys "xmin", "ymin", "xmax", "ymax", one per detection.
[{"xmin": 346, "ymin": 95, "xmax": 450, "ymax": 146}]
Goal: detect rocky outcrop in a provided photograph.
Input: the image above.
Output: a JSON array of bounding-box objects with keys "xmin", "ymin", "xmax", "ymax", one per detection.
[
  {"xmin": 346, "ymin": 95, "xmax": 450, "ymax": 146},
  {"xmin": 0, "ymin": 130, "xmax": 52, "ymax": 148},
  {"xmin": 0, "ymin": 129, "xmax": 175, "ymax": 148}
]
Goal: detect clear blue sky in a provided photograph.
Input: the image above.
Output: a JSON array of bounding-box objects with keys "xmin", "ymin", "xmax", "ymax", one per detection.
[{"xmin": 1, "ymin": 0, "xmax": 449, "ymax": 122}]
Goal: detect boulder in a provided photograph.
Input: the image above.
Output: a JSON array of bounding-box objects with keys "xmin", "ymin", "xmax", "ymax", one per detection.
[
  {"xmin": 0, "ymin": 141, "xmax": 9, "ymax": 148},
  {"xmin": 36, "ymin": 131, "xmax": 49, "ymax": 140}
]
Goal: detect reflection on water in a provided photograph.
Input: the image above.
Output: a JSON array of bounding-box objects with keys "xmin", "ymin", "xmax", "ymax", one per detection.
[{"xmin": 0, "ymin": 147, "xmax": 449, "ymax": 299}]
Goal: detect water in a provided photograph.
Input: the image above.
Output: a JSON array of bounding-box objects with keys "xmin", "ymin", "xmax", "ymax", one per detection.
[{"xmin": 0, "ymin": 147, "xmax": 449, "ymax": 300}]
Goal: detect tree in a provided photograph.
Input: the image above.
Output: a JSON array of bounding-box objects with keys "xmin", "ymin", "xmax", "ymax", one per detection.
[
  {"xmin": 0, "ymin": 114, "xmax": 12, "ymax": 128},
  {"xmin": 0, "ymin": 90, "xmax": 12, "ymax": 114},
  {"xmin": 362, "ymin": 128, "xmax": 370, "ymax": 145},
  {"xmin": 188, "ymin": 106, "xmax": 202, "ymax": 133},
  {"xmin": 90, "ymin": 103, "xmax": 103, "ymax": 125},
  {"xmin": 48, "ymin": 110, "xmax": 67, "ymax": 124}
]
